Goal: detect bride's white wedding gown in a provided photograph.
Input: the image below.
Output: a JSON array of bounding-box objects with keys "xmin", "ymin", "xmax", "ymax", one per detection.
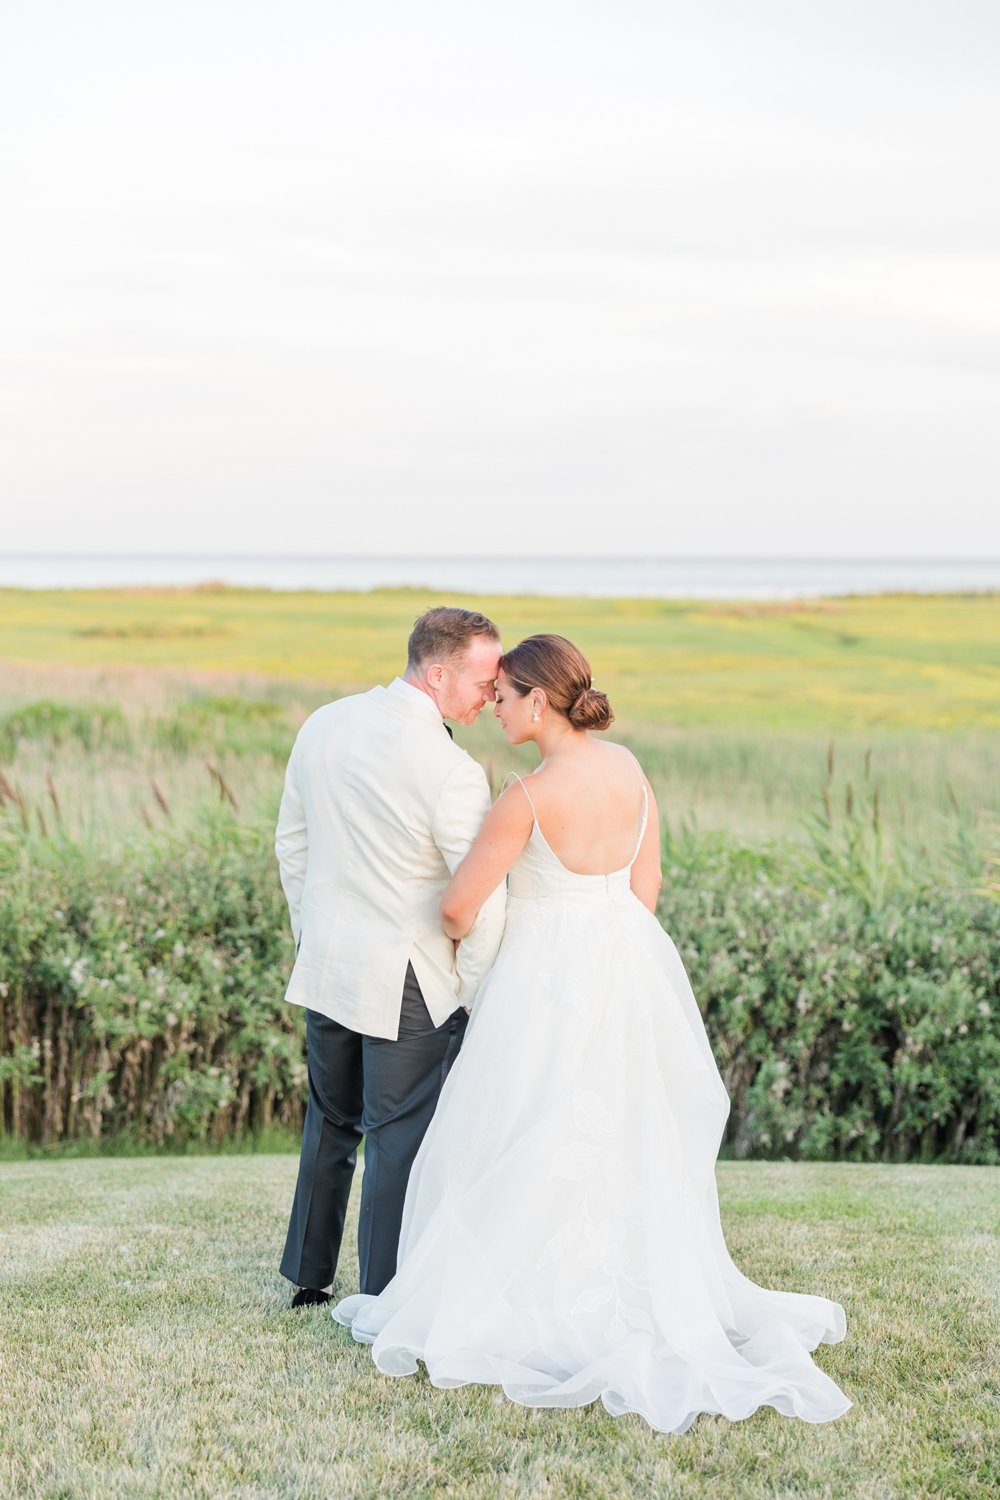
[{"xmin": 333, "ymin": 781, "xmax": 850, "ymax": 1433}]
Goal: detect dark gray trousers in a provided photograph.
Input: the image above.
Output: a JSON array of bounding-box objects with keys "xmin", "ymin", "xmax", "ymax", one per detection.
[{"xmin": 279, "ymin": 963, "xmax": 467, "ymax": 1297}]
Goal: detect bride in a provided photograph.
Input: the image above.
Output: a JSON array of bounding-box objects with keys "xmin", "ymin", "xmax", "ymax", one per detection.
[{"xmin": 333, "ymin": 634, "xmax": 850, "ymax": 1433}]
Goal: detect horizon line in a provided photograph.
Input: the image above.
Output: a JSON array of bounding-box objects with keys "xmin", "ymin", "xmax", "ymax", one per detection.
[{"xmin": 4, "ymin": 552, "xmax": 1000, "ymax": 565}]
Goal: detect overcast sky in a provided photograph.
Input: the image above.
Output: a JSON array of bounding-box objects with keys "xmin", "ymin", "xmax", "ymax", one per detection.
[{"xmin": 2, "ymin": 0, "xmax": 998, "ymax": 558}]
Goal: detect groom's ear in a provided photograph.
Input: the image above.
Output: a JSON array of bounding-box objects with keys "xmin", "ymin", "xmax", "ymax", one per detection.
[{"xmin": 426, "ymin": 663, "xmax": 445, "ymax": 689}]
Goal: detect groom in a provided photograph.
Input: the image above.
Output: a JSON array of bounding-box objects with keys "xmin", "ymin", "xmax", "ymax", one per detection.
[{"xmin": 275, "ymin": 605, "xmax": 507, "ymax": 1304}]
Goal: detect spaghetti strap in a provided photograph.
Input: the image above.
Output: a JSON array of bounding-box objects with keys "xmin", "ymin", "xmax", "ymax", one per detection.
[
  {"xmin": 617, "ymin": 747, "xmax": 649, "ymax": 866},
  {"xmin": 630, "ymin": 781, "xmax": 649, "ymax": 866},
  {"xmin": 500, "ymin": 770, "xmax": 537, "ymax": 818}
]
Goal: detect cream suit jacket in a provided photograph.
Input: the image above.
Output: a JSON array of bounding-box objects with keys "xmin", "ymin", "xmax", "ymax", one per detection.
[{"xmin": 275, "ymin": 678, "xmax": 506, "ymax": 1040}]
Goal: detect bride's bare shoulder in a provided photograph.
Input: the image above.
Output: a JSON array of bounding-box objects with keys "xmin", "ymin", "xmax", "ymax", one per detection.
[
  {"xmin": 534, "ymin": 740, "xmax": 642, "ymax": 796},
  {"xmin": 592, "ymin": 738, "xmax": 645, "ymax": 779}
]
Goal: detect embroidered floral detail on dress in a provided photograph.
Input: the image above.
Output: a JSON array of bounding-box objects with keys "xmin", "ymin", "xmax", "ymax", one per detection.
[
  {"xmin": 543, "ymin": 1092, "xmax": 653, "ymax": 1340},
  {"xmin": 569, "ymin": 1212, "xmax": 654, "ymax": 1339},
  {"xmin": 573, "ymin": 1091, "xmax": 616, "ymax": 1139}
]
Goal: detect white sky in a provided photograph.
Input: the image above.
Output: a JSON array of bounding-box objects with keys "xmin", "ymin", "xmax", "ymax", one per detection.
[{"xmin": 2, "ymin": 0, "xmax": 998, "ymax": 557}]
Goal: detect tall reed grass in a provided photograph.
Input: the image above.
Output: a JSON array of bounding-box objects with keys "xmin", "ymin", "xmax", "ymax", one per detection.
[{"xmin": 1, "ymin": 670, "xmax": 996, "ymax": 853}]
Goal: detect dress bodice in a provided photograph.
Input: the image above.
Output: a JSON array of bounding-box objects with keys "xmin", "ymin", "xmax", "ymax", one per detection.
[{"xmin": 504, "ymin": 771, "xmax": 648, "ymax": 904}]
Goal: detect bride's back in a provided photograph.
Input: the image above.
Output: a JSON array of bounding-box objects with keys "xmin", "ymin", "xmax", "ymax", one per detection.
[{"xmin": 517, "ymin": 740, "xmax": 646, "ymax": 876}]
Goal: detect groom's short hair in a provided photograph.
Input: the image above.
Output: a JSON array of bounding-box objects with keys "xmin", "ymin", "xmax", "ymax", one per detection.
[{"xmin": 407, "ymin": 606, "xmax": 501, "ymax": 670}]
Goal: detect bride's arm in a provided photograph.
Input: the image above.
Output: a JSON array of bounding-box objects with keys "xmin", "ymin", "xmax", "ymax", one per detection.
[
  {"xmin": 630, "ymin": 780, "xmax": 663, "ymax": 913},
  {"xmin": 441, "ymin": 785, "xmax": 534, "ymax": 940}
]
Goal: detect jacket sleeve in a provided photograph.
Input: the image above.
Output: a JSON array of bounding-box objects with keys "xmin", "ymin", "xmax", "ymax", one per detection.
[
  {"xmin": 431, "ymin": 756, "xmax": 507, "ymax": 1010},
  {"xmin": 274, "ymin": 737, "xmax": 308, "ymax": 946}
]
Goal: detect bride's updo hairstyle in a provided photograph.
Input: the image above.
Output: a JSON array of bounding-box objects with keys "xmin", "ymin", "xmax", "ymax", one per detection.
[{"xmin": 499, "ymin": 634, "xmax": 614, "ymax": 731}]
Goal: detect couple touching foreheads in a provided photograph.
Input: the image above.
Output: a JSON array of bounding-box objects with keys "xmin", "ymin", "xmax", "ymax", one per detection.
[{"xmin": 274, "ymin": 606, "xmax": 850, "ymax": 1435}]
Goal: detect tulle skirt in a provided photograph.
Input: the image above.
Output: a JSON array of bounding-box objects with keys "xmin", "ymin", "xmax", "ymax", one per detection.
[{"xmin": 334, "ymin": 892, "xmax": 850, "ymax": 1434}]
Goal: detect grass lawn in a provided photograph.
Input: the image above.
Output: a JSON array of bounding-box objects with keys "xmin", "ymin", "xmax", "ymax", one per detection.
[{"xmin": 1, "ymin": 1158, "xmax": 997, "ymax": 1498}]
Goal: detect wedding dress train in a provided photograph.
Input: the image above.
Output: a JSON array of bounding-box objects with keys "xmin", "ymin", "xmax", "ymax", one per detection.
[{"xmin": 333, "ymin": 784, "xmax": 850, "ymax": 1434}]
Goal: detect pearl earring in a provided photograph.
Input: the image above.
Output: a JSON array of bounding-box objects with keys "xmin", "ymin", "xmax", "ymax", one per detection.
[{"xmin": 531, "ymin": 705, "xmax": 540, "ymax": 721}]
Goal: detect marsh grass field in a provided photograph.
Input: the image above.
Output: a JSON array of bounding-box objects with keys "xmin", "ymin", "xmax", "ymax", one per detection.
[
  {"xmin": 1, "ymin": 586, "xmax": 998, "ymax": 852},
  {"xmin": 3, "ymin": 587, "xmax": 999, "ymax": 728},
  {"xmin": 1, "ymin": 585, "xmax": 999, "ymax": 1497}
]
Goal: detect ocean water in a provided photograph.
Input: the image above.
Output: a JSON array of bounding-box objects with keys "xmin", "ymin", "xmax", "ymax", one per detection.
[{"xmin": 1, "ymin": 554, "xmax": 999, "ymax": 599}]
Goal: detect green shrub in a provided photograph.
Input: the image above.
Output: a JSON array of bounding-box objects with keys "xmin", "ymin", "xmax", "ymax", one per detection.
[
  {"xmin": 153, "ymin": 696, "xmax": 292, "ymax": 759},
  {"xmin": 658, "ymin": 837, "xmax": 1000, "ymax": 1164},
  {"xmin": 0, "ymin": 701, "xmax": 131, "ymax": 762},
  {"xmin": 0, "ymin": 819, "xmax": 303, "ymax": 1146},
  {"xmin": 1, "ymin": 819, "xmax": 997, "ymax": 1159}
]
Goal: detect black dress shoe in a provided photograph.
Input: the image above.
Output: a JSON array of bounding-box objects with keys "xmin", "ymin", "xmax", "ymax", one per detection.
[{"xmin": 291, "ymin": 1286, "xmax": 332, "ymax": 1307}]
